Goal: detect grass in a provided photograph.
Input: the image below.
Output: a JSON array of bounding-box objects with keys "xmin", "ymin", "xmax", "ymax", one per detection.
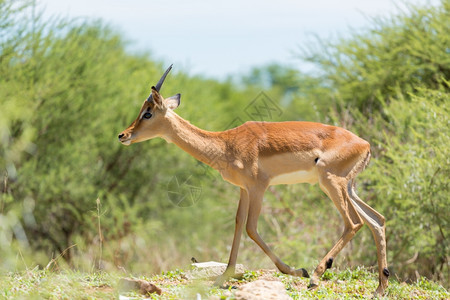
[
  {"xmin": 0, "ymin": 267, "xmax": 448, "ymax": 299},
  {"xmin": 0, "ymin": 268, "xmax": 116, "ymax": 299}
]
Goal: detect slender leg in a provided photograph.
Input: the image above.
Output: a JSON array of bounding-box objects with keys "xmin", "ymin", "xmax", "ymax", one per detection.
[
  {"xmin": 214, "ymin": 188, "xmax": 249, "ymax": 285},
  {"xmin": 245, "ymin": 186, "xmax": 309, "ymax": 277},
  {"xmin": 309, "ymin": 175, "xmax": 364, "ymax": 288},
  {"xmin": 348, "ymin": 181, "xmax": 388, "ymax": 296}
]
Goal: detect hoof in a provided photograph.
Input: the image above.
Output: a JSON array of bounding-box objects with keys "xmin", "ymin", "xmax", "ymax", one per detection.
[
  {"xmin": 373, "ymin": 290, "xmax": 384, "ymax": 298},
  {"xmin": 293, "ymin": 268, "xmax": 309, "ymax": 278},
  {"xmin": 213, "ymin": 275, "xmax": 226, "ymax": 287},
  {"xmin": 214, "ymin": 273, "xmax": 242, "ymax": 287},
  {"xmin": 307, "ymin": 282, "xmax": 318, "ymax": 290},
  {"xmin": 373, "ymin": 283, "xmax": 388, "ymax": 297}
]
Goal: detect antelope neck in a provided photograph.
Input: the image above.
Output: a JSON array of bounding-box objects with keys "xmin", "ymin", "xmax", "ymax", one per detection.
[{"xmin": 164, "ymin": 112, "xmax": 226, "ymax": 168}]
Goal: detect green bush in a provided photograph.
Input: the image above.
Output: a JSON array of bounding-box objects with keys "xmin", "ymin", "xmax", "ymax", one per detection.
[{"xmin": 361, "ymin": 86, "xmax": 449, "ymax": 283}]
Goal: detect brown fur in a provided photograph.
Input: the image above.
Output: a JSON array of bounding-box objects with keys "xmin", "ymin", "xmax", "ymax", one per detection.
[{"xmin": 118, "ymin": 88, "xmax": 388, "ymax": 296}]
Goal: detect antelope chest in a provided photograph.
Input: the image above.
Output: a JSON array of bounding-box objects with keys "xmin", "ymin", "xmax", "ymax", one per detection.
[{"xmin": 269, "ymin": 168, "xmax": 319, "ymax": 185}]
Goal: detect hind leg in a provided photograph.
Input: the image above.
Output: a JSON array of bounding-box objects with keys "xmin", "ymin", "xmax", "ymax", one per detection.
[
  {"xmin": 309, "ymin": 173, "xmax": 364, "ymax": 288},
  {"xmin": 348, "ymin": 180, "xmax": 388, "ymax": 296}
]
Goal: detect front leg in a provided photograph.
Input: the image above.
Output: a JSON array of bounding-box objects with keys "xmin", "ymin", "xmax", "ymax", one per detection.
[
  {"xmin": 214, "ymin": 188, "xmax": 249, "ymax": 286},
  {"xmin": 245, "ymin": 186, "xmax": 309, "ymax": 278}
]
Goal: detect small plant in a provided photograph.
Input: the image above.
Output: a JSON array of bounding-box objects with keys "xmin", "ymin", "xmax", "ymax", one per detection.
[
  {"xmin": 321, "ymin": 269, "xmax": 335, "ymax": 281},
  {"xmin": 162, "ymin": 269, "xmax": 185, "ymax": 280},
  {"xmin": 241, "ymin": 270, "xmax": 259, "ymax": 282}
]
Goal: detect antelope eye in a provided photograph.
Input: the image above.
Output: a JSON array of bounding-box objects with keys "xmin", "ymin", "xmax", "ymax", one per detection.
[{"xmin": 143, "ymin": 112, "xmax": 152, "ymax": 119}]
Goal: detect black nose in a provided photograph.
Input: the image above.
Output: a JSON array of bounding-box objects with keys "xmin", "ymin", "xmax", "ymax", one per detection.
[{"xmin": 118, "ymin": 133, "xmax": 124, "ymax": 139}]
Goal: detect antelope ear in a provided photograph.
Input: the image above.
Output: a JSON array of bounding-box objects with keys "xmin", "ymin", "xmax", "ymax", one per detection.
[
  {"xmin": 164, "ymin": 94, "xmax": 181, "ymax": 110},
  {"xmin": 151, "ymin": 86, "xmax": 163, "ymax": 107}
]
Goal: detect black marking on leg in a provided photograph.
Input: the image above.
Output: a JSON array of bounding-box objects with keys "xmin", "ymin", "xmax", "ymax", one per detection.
[
  {"xmin": 301, "ymin": 268, "xmax": 310, "ymax": 278},
  {"xmin": 383, "ymin": 267, "xmax": 390, "ymax": 277},
  {"xmin": 326, "ymin": 257, "xmax": 333, "ymax": 269},
  {"xmin": 314, "ymin": 157, "xmax": 319, "ymax": 164}
]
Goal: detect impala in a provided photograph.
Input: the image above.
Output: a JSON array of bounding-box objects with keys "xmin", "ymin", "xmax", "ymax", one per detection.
[{"xmin": 118, "ymin": 66, "xmax": 389, "ymax": 296}]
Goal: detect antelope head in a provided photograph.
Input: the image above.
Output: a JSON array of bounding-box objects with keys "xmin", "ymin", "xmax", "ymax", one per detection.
[{"xmin": 118, "ymin": 65, "xmax": 181, "ymax": 145}]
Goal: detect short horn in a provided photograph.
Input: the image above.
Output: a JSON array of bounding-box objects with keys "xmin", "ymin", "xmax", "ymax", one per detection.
[{"xmin": 147, "ymin": 64, "xmax": 173, "ymax": 102}]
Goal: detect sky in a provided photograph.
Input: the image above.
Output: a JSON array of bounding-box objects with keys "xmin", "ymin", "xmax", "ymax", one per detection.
[{"xmin": 38, "ymin": 0, "xmax": 439, "ymax": 79}]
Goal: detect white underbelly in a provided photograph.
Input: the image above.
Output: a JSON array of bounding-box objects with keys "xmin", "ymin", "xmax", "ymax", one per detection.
[{"xmin": 269, "ymin": 168, "xmax": 319, "ymax": 185}]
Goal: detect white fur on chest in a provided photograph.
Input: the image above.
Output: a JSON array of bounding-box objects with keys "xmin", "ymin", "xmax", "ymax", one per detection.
[{"xmin": 269, "ymin": 168, "xmax": 319, "ymax": 185}]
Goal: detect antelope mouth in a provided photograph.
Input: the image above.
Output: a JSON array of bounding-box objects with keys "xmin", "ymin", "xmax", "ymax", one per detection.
[
  {"xmin": 120, "ymin": 139, "xmax": 131, "ymax": 146},
  {"xmin": 118, "ymin": 135, "xmax": 132, "ymax": 145}
]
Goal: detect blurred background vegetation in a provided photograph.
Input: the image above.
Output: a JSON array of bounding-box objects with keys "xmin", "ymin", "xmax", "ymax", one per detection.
[{"xmin": 0, "ymin": 0, "xmax": 448, "ymax": 289}]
